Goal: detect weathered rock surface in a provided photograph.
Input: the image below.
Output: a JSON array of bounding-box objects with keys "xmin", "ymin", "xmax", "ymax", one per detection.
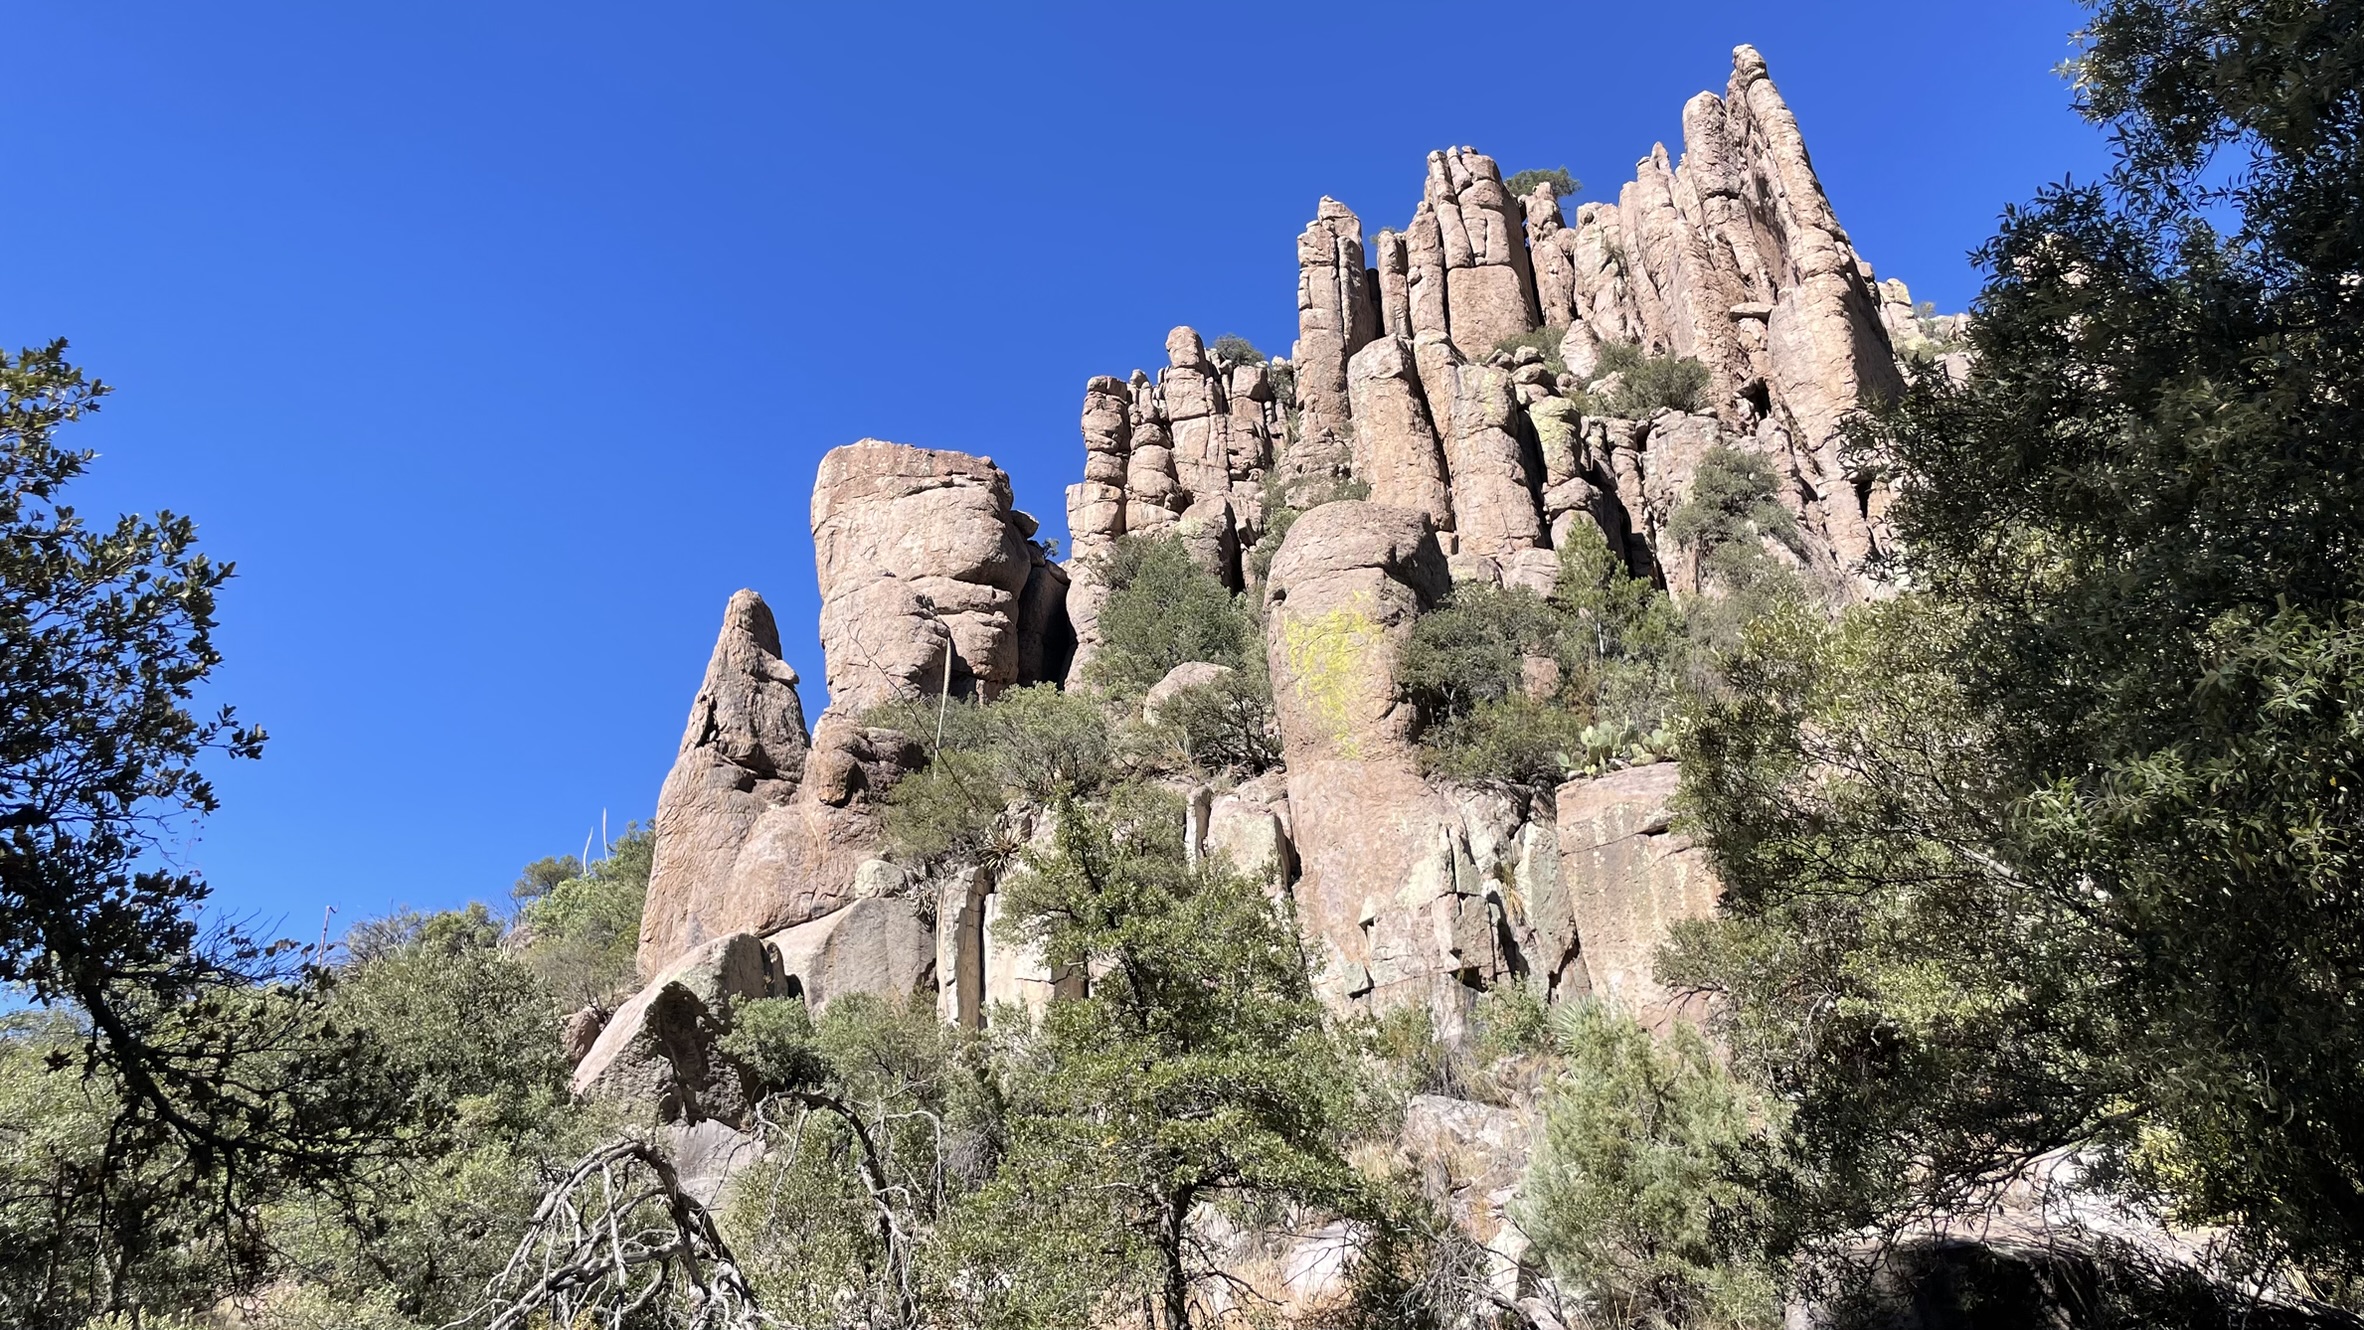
[
  {"xmin": 766, "ymin": 894, "xmax": 934, "ymax": 1011},
  {"xmin": 1554, "ymin": 762, "xmax": 1717, "ymax": 1031},
  {"xmin": 574, "ymin": 932, "xmax": 780, "ymax": 1123},
  {"xmin": 637, "ymin": 590, "xmax": 810, "ymax": 976},
  {"xmin": 1263, "ymin": 501, "xmax": 1449, "ymax": 765},
  {"xmin": 812, "ymin": 440, "xmax": 1042, "ymax": 710},
  {"xmin": 1292, "ymin": 199, "xmax": 1380, "ymax": 474}
]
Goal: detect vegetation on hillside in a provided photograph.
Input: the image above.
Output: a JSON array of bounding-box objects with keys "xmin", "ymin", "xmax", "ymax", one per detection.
[{"xmin": 11, "ymin": 2, "xmax": 2364, "ymax": 1324}]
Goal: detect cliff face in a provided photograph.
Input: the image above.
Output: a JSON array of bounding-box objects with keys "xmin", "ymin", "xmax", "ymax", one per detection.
[{"xmin": 611, "ymin": 38, "xmax": 1931, "ymax": 1114}]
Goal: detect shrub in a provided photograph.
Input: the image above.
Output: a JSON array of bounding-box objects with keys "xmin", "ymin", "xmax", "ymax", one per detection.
[
  {"xmin": 1596, "ymin": 344, "xmax": 1711, "ymax": 417},
  {"xmin": 1492, "ymin": 325, "xmax": 1569, "ymax": 375},
  {"xmin": 1401, "ymin": 581, "xmax": 1568, "ymax": 719},
  {"xmin": 512, "ymin": 824, "xmax": 654, "ymax": 1010},
  {"xmin": 1515, "ymin": 1001, "xmax": 1782, "ymax": 1329},
  {"xmin": 872, "ymin": 684, "xmax": 1115, "ymax": 866},
  {"xmin": 1086, "ymin": 534, "xmax": 1259, "ymax": 696},
  {"xmin": 1401, "ymin": 524, "xmax": 1694, "ymax": 785},
  {"xmin": 1506, "ymin": 166, "xmax": 1581, "ymax": 200},
  {"xmin": 1210, "ymin": 333, "xmax": 1264, "ymax": 367},
  {"xmin": 1420, "ymin": 695, "xmax": 1594, "ymax": 786},
  {"xmin": 1144, "ymin": 664, "xmax": 1283, "ymax": 777}
]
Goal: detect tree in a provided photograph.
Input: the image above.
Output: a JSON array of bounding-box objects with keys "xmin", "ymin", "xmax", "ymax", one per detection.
[
  {"xmin": 952, "ymin": 784, "xmax": 1361, "ymax": 1329},
  {"xmin": 1085, "ymin": 535, "xmax": 1259, "ymax": 698},
  {"xmin": 261, "ymin": 929, "xmax": 602, "ymax": 1328},
  {"xmin": 0, "ymin": 344, "xmax": 404, "ymax": 1327},
  {"xmin": 1506, "ymin": 166, "xmax": 1580, "ymax": 200},
  {"xmin": 719, "ymin": 991, "xmax": 1002, "ymax": 1329},
  {"xmin": 512, "ymin": 823, "xmax": 655, "ymax": 1009},
  {"xmin": 1673, "ymin": 0, "xmax": 2364, "ymax": 1292},
  {"xmin": 1516, "ymin": 1001, "xmax": 1781, "ymax": 1329},
  {"xmin": 874, "ymin": 683, "xmax": 1116, "ymax": 868},
  {"xmin": 1209, "ymin": 333, "xmax": 1264, "ymax": 368}
]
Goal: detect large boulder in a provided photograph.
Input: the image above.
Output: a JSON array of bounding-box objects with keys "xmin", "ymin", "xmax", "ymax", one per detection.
[
  {"xmin": 1292, "ymin": 198, "xmax": 1380, "ymax": 466},
  {"xmin": 573, "ymin": 932, "xmax": 781, "ymax": 1124},
  {"xmin": 1554, "ymin": 762, "xmax": 1718, "ymax": 1031},
  {"xmin": 1345, "ymin": 338, "xmax": 1454, "ymax": 535},
  {"xmin": 636, "ymin": 591, "xmax": 811, "ymax": 976},
  {"xmin": 811, "ymin": 440, "xmax": 1038, "ymax": 710},
  {"xmin": 1262, "ymin": 501, "xmax": 1450, "ymax": 765},
  {"xmin": 765, "ymin": 894, "xmax": 935, "ymax": 1011}
]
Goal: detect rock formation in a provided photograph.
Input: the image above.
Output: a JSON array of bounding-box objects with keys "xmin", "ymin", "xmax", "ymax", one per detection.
[{"xmin": 1070, "ymin": 45, "xmax": 1935, "ymax": 590}]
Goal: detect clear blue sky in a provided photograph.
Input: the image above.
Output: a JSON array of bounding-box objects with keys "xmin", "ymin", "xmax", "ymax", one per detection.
[{"xmin": 3, "ymin": 3, "xmax": 2109, "ymax": 938}]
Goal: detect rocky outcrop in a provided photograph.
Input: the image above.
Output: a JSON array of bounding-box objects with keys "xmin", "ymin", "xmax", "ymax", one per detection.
[
  {"xmin": 574, "ymin": 932, "xmax": 780, "ymax": 1123},
  {"xmin": 811, "ymin": 440, "xmax": 1048, "ymax": 711},
  {"xmin": 1554, "ymin": 762, "xmax": 1718, "ymax": 1032},
  {"xmin": 637, "ymin": 590, "xmax": 811, "ymax": 977},
  {"xmin": 766, "ymin": 893, "xmax": 934, "ymax": 1011},
  {"xmin": 1416, "ymin": 148, "xmax": 1541, "ymax": 357},
  {"xmin": 1291, "ymin": 199, "xmax": 1379, "ymax": 478},
  {"xmin": 1052, "ymin": 45, "xmax": 1940, "ymax": 599}
]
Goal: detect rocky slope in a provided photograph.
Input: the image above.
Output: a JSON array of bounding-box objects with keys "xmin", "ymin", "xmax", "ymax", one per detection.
[{"xmin": 575, "ymin": 39, "xmax": 1972, "ymax": 1313}]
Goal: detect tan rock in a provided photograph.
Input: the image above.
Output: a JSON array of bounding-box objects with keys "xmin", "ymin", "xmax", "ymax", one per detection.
[
  {"xmin": 1142, "ymin": 660, "xmax": 1235, "ymax": 726},
  {"xmin": 637, "ymin": 590, "xmax": 811, "ymax": 977},
  {"xmin": 561, "ymin": 1005, "xmax": 607, "ymax": 1065},
  {"xmin": 1345, "ymin": 337, "xmax": 1453, "ymax": 532},
  {"xmin": 1292, "ymin": 201, "xmax": 1379, "ymax": 457},
  {"xmin": 1432, "ymin": 351, "xmax": 1544, "ymax": 555},
  {"xmin": 1554, "ymin": 763, "xmax": 1718, "ymax": 1032},
  {"xmin": 573, "ymin": 932, "xmax": 780, "ymax": 1122},
  {"xmin": 766, "ymin": 894, "xmax": 935, "ymax": 1010},
  {"xmin": 1424, "ymin": 147, "xmax": 1540, "ymax": 355},
  {"xmin": 811, "ymin": 440, "xmax": 1034, "ymax": 710},
  {"xmin": 1262, "ymin": 500, "xmax": 1449, "ymax": 766}
]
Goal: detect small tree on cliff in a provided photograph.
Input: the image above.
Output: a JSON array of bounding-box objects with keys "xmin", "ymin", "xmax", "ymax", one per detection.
[{"xmin": 949, "ymin": 783, "xmax": 1360, "ymax": 1329}]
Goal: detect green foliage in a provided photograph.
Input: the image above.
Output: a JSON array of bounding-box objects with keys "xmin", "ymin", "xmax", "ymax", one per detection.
[
  {"xmin": 1209, "ymin": 333, "xmax": 1264, "ymax": 367},
  {"xmin": 1142, "ymin": 662, "xmax": 1283, "ymax": 778},
  {"xmin": 1506, "ymin": 166, "xmax": 1581, "ymax": 199},
  {"xmin": 719, "ymin": 992, "xmax": 1001, "ymax": 1329},
  {"xmin": 1402, "ymin": 527, "xmax": 1686, "ymax": 784},
  {"xmin": 261, "ymin": 938, "xmax": 602, "ymax": 1327},
  {"xmin": 1471, "ymin": 977, "xmax": 1553, "ymax": 1064},
  {"xmin": 512, "ymin": 823, "xmax": 654, "ymax": 1009},
  {"xmin": 344, "ymin": 899, "xmax": 503, "ymax": 963},
  {"xmin": 510, "ymin": 852, "xmax": 580, "ymax": 904},
  {"xmin": 875, "ymin": 683, "xmax": 1115, "ymax": 866},
  {"xmin": 1673, "ymin": 0, "xmax": 2364, "ymax": 1292},
  {"xmin": 1515, "ymin": 1002, "xmax": 1781, "ymax": 1329},
  {"xmin": 1084, "ymin": 534, "xmax": 1259, "ymax": 698},
  {"xmin": 1594, "ymin": 343, "xmax": 1711, "ymax": 417},
  {"xmin": 1492, "ymin": 324, "xmax": 1570, "ymax": 375},
  {"xmin": 0, "ymin": 344, "xmax": 417, "ymax": 1328},
  {"xmin": 1660, "ymin": 446, "xmax": 1813, "ymax": 665},
  {"xmin": 953, "ymin": 784, "xmax": 1360, "ymax": 1328}
]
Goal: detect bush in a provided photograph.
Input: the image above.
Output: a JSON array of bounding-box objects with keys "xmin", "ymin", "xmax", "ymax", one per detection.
[
  {"xmin": 873, "ymin": 684, "xmax": 1115, "ymax": 866},
  {"xmin": 1515, "ymin": 1001, "xmax": 1782, "ymax": 1329},
  {"xmin": 512, "ymin": 824, "xmax": 654, "ymax": 1009},
  {"xmin": 1401, "ymin": 581, "xmax": 1568, "ymax": 719},
  {"xmin": 1143, "ymin": 664, "xmax": 1283, "ymax": 777},
  {"xmin": 1492, "ymin": 325, "xmax": 1569, "ymax": 375},
  {"xmin": 1594, "ymin": 343, "xmax": 1711, "ymax": 417},
  {"xmin": 1400, "ymin": 524, "xmax": 1693, "ymax": 786},
  {"xmin": 1506, "ymin": 166, "xmax": 1580, "ymax": 200},
  {"xmin": 1210, "ymin": 333, "xmax": 1264, "ymax": 368},
  {"xmin": 1086, "ymin": 534, "xmax": 1259, "ymax": 697}
]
